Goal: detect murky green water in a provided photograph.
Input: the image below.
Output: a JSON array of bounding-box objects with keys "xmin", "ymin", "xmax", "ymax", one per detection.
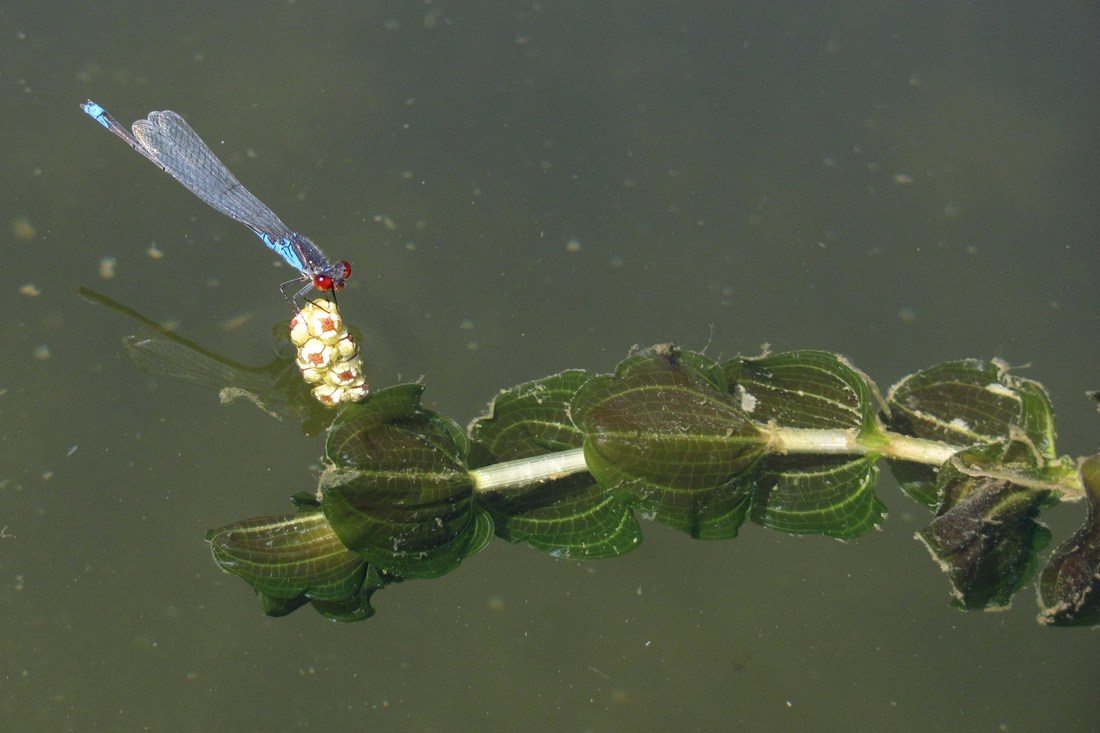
[{"xmin": 2, "ymin": 2, "xmax": 1097, "ymax": 730}]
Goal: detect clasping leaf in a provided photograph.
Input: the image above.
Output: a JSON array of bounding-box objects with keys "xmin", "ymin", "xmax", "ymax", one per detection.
[
  {"xmin": 572, "ymin": 345, "xmax": 765, "ymax": 538},
  {"xmin": 320, "ymin": 384, "xmax": 493, "ymax": 579},
  {"xmin": 1039, "ymin": 455, "xmax": 1100, "ymax": 626}
]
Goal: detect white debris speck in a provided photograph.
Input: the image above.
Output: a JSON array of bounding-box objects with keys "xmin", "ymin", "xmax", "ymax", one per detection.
[
  {"xmin": 984, "ymin": 383, "xmax": 1017, "ymax": 399},
  {"xmin": 948, "ymin": 417, "xmax": 970, "ymax": 431},
  {"xmin": 737, "ymin": 385, "xmax": 757, "ymax": 413},
  {"xmin": 98, "ymin": 257, "xmax": 117, "ymax": 279}
]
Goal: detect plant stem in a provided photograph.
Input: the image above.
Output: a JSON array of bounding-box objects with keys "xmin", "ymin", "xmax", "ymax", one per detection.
[
  {"xmin": 470, "ymin": 449, "xmax": 590, "ymax": 492},
  {"xmin": 468, "ymin": 428, "xmax": 1083, "ymax": 497},
  {"xmin": 467, "ymin": 427, "xmax": 957, "ymax": 494},
  {"xmin": 764, "ymin": 426, "xmax": 959, "ymax": 465}
]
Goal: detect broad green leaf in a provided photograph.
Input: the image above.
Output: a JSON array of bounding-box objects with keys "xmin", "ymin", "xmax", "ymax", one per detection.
[
  {"xmin": 719, "ymin": 350, "xmax": 886, "ymax": 537},
  {"xmin": 308, "ymin": 566, "xmax": 398, "ymax": 623},
  {"xmin": 321, "ymin": 384, "xmax": 491, "ymax": 579},
  {"xmin": 572, "ymin": 345, "xmax": 765, "ymax": 538},
  {"xmin": 722, "ymin": 350, "xmax": 881, "ymax": 436},
  {"xmin": 468, "ymin": 370, "xmax": 593, "ymax": 461},
  {"xmin": 258, "ymin": 564, "xmax": 396, "ymax": 622},
  {"xmin": 884, "ymin": 359, "xmax": 1060, "ymax": 506},
  {"xmin": 479, "ymin": 474, "xmax": 642, "ymax": 558},
  {"xmin": 917, "ymin": 442, "xmax": 1054, "ymax": 610},
  {"xmin": 884, "ymin": 358, "xmax": 1056, "ymax": 453},
  {"xmin": 1039, "ymin": 455, "xmax": 1100, "ymax": 626},
  {"xmin": 206, "ymin": 511, "xmax": 368, "ymax": 602},
  {"xmin": 751, "ymin": 455, "xmax": 884, "ymax": 538},
  {"xmin": 469, "ymin": 371, "xmax": 641, "ymax": 558}
]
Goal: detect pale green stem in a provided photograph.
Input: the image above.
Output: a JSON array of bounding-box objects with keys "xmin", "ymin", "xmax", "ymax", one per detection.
[
  {"xmin": 468, "ymin": 427, "xmax": 1083, "ymax": 497},
  {"xmin": 470, "ymin": 449, "xmax": 589, "ymax": 492},
  {"xmin": 764, "ymin": 427, "xmax": 958, "ymax": 465},
  {"xmin": 467, "ymin": 428, "xmax": 952, "ymax": 494}
]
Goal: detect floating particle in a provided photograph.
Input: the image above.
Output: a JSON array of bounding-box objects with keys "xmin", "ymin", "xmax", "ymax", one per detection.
[
  {"xmin": 19, "ymin": 283, "xmax": 40, "ymax": 297},
  {"xmin": 893, "ymin": 173, "xmax": 913, "ymax": 184},
  {"xmin": 146, "ymin": 243, "xmax": 164, "ymax": 259},
  {"xmin": 98, "ymin": 256, "xmax": 117, "ymax": 279},
  {"xmin": 33, "ymin": 345, "xmax": 50, "ymax": 360},
  {"xmin": 220, "ymin": 312, "xmax": 255, "ymax": 332},
  {"xmin": 11, "ymin": 217, "xmax": 35, "ymax": 240},
  {"xmin": 565, "ymin": 237, "xmax": 582, "ymax": 253}
]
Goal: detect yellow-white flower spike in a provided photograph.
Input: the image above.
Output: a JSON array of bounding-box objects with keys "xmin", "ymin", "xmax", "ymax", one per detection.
[{"xmin": 292, "ymin": 300, "xmax": 370, "ymax": 408}]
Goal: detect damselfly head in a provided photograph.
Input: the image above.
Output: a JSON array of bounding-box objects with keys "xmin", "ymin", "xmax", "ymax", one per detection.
[{"xmin": 313, "ymin": 261, "xmax": 351, "ymax": 292}]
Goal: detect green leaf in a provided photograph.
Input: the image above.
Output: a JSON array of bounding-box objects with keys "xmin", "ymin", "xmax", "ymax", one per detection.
[
  {"xmin": 307, "ymin": 566, "xmax": 397, "ymax": 623},
  {"xmin": 206, "ymin": 511, "xmax": 368, "ymax": 602},
  {"xmin": 572, "ymin": 345, "xmax": 765, "ymax": 538},
  {"xmin": 751, "ymin": 455, "xmax": 884, "ymax": 538},
  {"xmin": 884, "ymin": 358, "xmax": 1056, "ymax": 452},
  {"xmin": 719, "ymin": 350, "xmax": 886, "ymax": 537},
  {"xmin": 917, "ymin": 442, "xmax": 1054, "ymax": 610},
  {"xmin": 468, "ymin": 370, "xmax": 593, "ymax": 461},
  {"xmin": 469, "ymin": 371, "xmax": 641, "ymax": 558},
  {"xmin": 1039, "ymin": 455, "xmax": 1100, "ymax": 627},
  {"xmin": 884, "ymin": 359, "xmax": 1060, "ymax": 506},
  {"xmin": 479, "ymin": 475, "xmax": 642, "ymax": 558},
  {"xmin": 321, "ymin": 384, "xmax": 492, "ymax": 579},
  {"xmin": 721, "ymin": 350, "xmax": 881, "ymax": 435},
  {"xmin": 258, "ymin": 564, "xmax": 397, "ymax": 622}
]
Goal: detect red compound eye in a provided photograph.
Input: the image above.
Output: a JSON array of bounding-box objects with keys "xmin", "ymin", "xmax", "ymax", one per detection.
[{"xmin": 313, "ymin": 262, "xmax": 350, "ymax": 292}]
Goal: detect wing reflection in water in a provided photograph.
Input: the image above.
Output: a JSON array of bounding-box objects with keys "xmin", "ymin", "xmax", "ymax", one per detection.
[{"xmin": 79, "ymin": 286, "xmax": 337, "ymax": 435}]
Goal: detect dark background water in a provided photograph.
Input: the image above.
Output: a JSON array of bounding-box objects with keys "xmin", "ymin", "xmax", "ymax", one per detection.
[{"xmin": 2, "ymin": 2, "xmax": 1098, "ymax": 731}]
